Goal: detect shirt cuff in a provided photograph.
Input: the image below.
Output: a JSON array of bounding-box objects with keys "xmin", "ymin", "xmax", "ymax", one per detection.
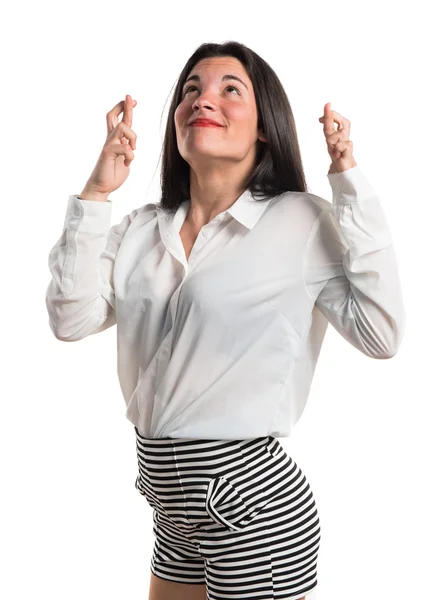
[
  {"xmin": 327, "ymin": 165, "xmax": 378, "ymax": 205},
  {"xmin": 64, "ymin": 194, "xmax": 113, "ymax": 233}
]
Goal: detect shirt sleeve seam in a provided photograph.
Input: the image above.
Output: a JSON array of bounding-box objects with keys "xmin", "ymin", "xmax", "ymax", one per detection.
[{"xmin": 301, "ymin": 206, "xmax": 332, "ymax": 306}]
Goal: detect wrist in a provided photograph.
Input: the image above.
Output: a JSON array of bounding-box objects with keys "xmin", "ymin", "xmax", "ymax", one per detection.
[{"xmin": 79, "ymin": 188, "xmax": 109, "ymax": 202}]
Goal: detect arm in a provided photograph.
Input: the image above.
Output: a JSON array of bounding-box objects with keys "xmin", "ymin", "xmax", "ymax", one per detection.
[
  {"xmin": 303, "ymin": 165, "xmax": 406, "ymax": 358},
  {"xmin": 45, "ymin": 194, "xmax": 139, "ymax": 341}
]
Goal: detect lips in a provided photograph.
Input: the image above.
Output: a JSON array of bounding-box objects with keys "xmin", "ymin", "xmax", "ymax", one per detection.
[{"xmin": 189, "ymin": 119, "xmax": 223, "ymax": 127}]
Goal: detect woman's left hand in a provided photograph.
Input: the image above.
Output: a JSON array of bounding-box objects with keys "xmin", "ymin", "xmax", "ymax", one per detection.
[{"xmin": 318, "ymin": 102, "xmax": 357, "ymax": 174}]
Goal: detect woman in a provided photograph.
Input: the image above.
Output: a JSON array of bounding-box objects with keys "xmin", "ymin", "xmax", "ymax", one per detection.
[{"xmin": 45, "ymin": 41, "xmax": 406, "ymax": 600}]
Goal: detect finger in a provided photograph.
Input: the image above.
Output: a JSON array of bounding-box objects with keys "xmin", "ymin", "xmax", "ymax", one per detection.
[
  {"xmin": 318, "ymin": 107, "xmax": 347, "ymax": 123},
  {"xmin": 107, "ymin": 141, "xmax": 135, "ymax": 167},
  {"xmin": 321, "ymin": 102, "xmax": 336, "ymax": 136},
  {"xmin": 326, "ymin": 127, "xmax": 350, "ymax": 146},
  {"xmin": 333, "ymin": 140, "xmax": 353, "ymax": 153},
  {"xmin": 106, "ymin": 97, "xmax": 137, "ymax": 136},
  {"xmin": 329, "ymin": 139, "xmax": 353, "ymax": 160},
  {"xmin": 334, "ymin": 113, "xmax": 350, "ymax": 137},
  {"xmin": 328, "ymin": 109, "xmax": 347, "ymax": 126},
  {"xmin": 114, "ymin": 121, "xmax": 137, "ymax": 151},
  {"xmin": 123, "ymin": 94, "xmax": 133, "ymax": 127},
  {"xmin": 319, "ymin": 106, "xmax": 350, "ymax": 135},
  {"xmin": 106, "ymin": 100, "xmax": 124, "ymax": 135}
]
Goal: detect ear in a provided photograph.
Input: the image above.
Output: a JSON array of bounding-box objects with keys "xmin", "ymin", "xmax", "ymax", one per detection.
[{"xmin": 258, "ymin": 128, "xmax": 268, "ymax": 143}]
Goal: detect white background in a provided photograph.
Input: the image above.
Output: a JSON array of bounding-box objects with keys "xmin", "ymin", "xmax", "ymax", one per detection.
[{"xmin": 2, "ymin": 0, "xmax": 422, "ymax": 599}]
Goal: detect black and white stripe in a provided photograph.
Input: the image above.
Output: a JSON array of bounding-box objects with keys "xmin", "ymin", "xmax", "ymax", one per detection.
[{"xmin": 134, "ymin": 427, "xmax": 321, "ymax": 599}]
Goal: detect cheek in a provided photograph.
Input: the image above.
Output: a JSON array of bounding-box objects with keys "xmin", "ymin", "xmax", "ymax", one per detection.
[
  {"xmin": 175, "ymin": 103, "xmax": 190, "ymax": 126},
  {"xmin": 228, "ymin": 105, "xmax": 252, "ymax": 124}
]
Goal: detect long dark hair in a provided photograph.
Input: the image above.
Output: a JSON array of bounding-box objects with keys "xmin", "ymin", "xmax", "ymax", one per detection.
[{"xmin": 157, "ymin": 41, "xmax": 308, "ymax": 213}]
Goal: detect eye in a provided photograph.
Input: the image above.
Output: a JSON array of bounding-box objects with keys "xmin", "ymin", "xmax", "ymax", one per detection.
[{"xmin": 184, "ymin": 85, "xmax": 241, "ymax": 96}]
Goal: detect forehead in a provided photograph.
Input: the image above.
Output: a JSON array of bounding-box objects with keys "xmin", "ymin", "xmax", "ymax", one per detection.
[
  {"xmin": 184, "ymin": 57, "xmax": 251, "ymax": 92},
  {"xmin": 188, "ymin": 57, "xmax": 248, "ymax": 79}
]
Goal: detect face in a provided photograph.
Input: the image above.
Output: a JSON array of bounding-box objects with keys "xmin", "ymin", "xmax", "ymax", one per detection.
[{"xmin": 174, "ymin": 56, "xmax": 267, "ymax": 170}]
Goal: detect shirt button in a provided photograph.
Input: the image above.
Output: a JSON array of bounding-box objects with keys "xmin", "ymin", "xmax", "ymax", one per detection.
[
  {"xmin": 74, "ymin": 210, "xmax": 82, "ymax": 217},
  {"xmin": 202, "ymin": 229, "xmax": 209, "ymax": 237}
]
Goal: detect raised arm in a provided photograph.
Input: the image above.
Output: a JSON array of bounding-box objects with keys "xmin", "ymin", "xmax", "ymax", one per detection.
[
  {"xmin": 303, "ymin": 165, "xmax": 406, "ymax": 359},
  {"xmin": 45, "ymin": 194, "xmax": 140, "ymax": 341}
]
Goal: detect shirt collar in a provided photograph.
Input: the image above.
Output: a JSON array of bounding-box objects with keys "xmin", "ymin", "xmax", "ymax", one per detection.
[
  {"xmin": 157, "ymin": 187, "xmax": 276, "ymax": 236},
  {"xmin": 222, "ymin": 187, "xmax": 276, "ymax": 229}
]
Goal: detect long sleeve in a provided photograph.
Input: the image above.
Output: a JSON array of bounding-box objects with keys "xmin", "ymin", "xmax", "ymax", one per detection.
[
  {"xmin": 45, "ymin": 194, "xmax": 139, "ymax": 342},
  {"xmin": 302, "ymin": 165, "xmax": 406, "ymax": 359}
]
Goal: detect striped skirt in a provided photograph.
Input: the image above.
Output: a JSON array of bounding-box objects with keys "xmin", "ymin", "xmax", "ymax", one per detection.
[{"xmin": 134, "ymin": 426, "xmax": 321, "ymax": 600}]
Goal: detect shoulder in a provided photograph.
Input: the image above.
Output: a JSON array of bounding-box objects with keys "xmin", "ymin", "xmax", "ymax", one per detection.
[
  {"xmin": 130, "ymin": 201, "xmax": 159, "ymax": 224},
  {"xmin": 135, "ymin": 201, "xmax": 159, "ymax": 216},
  {"xmin": 268, "ymin": 190, "xmax": 332, "ymax": 225},
  {"xmin": 110, "ymin": 202, "xmax": 159, "ymax": 238}
]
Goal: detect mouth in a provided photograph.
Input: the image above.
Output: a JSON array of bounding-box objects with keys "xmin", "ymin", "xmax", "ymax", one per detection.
[
  {"xmin": 189, "ymin": 122, "xmax": 223, "ymax": 128},
  {"xmin": 188, "ymin": 118, "xmax": 224, "ymax": 128}
]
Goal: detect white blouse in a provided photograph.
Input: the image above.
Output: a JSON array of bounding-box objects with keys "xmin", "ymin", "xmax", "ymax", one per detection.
[{"xmin": 45, "ymin": 165, "xmax": 406, "ymax": 439}]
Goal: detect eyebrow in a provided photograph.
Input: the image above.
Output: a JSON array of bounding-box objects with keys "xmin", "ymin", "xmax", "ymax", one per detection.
[{"xmin": 182, "ymin": 74, "xmax": 249, "ymax": 91}]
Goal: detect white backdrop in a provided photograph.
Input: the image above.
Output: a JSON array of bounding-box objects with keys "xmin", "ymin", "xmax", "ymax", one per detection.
[{"xmin": 2, "ymin": 0, "xmax": 422, "ymax": 599}]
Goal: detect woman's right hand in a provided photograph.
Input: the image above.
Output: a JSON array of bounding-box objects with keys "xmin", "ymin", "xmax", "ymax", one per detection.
[{"xmin": 82, "ymin": 94, "xmax": 138, "ymax": 197}]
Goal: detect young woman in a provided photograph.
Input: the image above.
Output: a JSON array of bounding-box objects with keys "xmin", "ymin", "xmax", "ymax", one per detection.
[{"xmin": 46, "ymin": 41, "xmax": 406, "ymax": 600}]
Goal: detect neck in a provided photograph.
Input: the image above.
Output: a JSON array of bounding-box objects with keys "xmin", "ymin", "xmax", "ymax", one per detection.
[{"xmin": 187, "ymin": 161, "xmax": 252, "ymax": 226}]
